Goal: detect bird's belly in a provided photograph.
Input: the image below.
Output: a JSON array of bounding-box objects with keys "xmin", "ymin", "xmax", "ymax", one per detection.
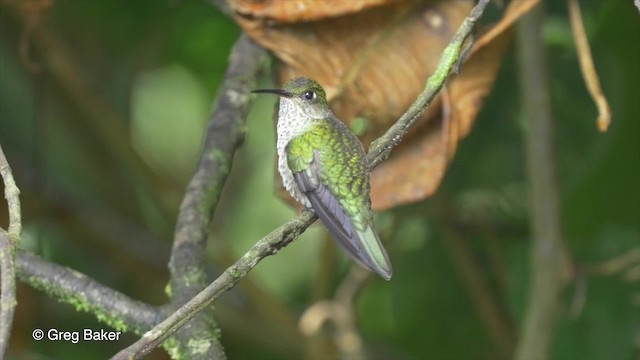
[{"xmin": 277, "ymin": 149, "xmax": 312, "ymax": 208}]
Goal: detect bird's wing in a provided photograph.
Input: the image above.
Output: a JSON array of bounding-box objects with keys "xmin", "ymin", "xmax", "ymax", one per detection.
[{"xmin": 290, "ymin": 149, "xmax": 392, "ymax": 280}]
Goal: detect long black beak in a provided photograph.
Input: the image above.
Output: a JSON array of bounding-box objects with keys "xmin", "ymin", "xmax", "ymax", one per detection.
[{"xmin": 252, "ymin": 89, "xmax": 293, "ymax": 98}]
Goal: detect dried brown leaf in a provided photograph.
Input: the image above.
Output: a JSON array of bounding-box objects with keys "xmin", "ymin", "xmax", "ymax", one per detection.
[{"xmin": 234, "ymin": 0, "xmax": 539, "ymax": 209}]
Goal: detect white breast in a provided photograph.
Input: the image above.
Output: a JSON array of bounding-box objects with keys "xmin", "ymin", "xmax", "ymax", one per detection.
[{"xmin": 276, "ymin": 98, "xmax": 313, "ymax": 208}]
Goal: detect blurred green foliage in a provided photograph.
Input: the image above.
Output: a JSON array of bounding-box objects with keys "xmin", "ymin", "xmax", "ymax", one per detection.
[{"xmin": 0, "ymin": 0, "xmax": 638, "ymax": 359}]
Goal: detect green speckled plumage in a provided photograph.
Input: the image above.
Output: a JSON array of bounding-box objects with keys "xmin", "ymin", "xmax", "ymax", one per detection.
[
  {"xmin": 287, "ymin": 119, "xmax": 371, "ymax": 231},
  {"xmin": 253, "ymin": 77, "xmax": 392, "ymax": 280}
]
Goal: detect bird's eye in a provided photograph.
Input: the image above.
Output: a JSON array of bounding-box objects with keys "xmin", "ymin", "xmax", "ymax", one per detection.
[{"xmin": 303, "ymin": 91, "xmax": 316, "ymax": 100}]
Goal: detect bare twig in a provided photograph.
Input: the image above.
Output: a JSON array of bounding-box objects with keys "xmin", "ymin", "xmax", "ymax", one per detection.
[
  {"xmin": 16, "ymin": 251, "xmax": 159, "ymax": 333},
  {"xmin": 473, "ymin": 0, "xmax": 541, "ymax": 51},
  {"xmin": 300, "ymin": 266, "xmax": 370, "ymax": 360},
  {"xmin": 113, "ymin": 0, "xmax": 492, "ymax": 358},
  {"xmin": 0, "ymin": 145, "xmax": 21, "ymax": 358},
  {"xmin": 567, "ymin": 0, "xmax": 611, "ymax": 132},
  {"xmin": 569, "ymin": 248, "xmax": 640, "ymax": 318},
  {"xmin": 582, "ymin": 248, "xmax": 640, "ymax": 277},
  {"xmin": 514, "ymin": 4, "xmax": 571, "ymax": 360}
]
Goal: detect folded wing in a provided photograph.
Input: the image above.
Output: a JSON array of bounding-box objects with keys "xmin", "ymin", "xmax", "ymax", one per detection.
[{"xmin": 293, "ymin": 152, "xmax": 392, "ymax": 280}]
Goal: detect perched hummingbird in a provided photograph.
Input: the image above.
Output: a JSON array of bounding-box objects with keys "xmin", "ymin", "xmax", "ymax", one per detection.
[{"xmin": 253, "ymin": 77, "xmax": 392, "ymax": 280}]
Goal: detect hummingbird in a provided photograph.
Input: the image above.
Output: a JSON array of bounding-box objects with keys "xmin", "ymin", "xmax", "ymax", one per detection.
[{"xmin": 253, "ymin": 77, "xmax": 392, "ymax": 280}]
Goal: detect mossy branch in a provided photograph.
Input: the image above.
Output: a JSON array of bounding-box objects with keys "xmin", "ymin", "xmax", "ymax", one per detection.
[
  {"xmin": 112, "ymin": 0, "xmax": 491, "ymax": 358},
  {"xmin": 15, "ymin": 251, "xmax": 159, "ymax": 334}
]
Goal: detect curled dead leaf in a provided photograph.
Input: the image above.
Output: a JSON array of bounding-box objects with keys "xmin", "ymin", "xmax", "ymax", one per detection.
[{"xmin": 232, "ymin": 0, "xmax": 540, "ymax": 210}]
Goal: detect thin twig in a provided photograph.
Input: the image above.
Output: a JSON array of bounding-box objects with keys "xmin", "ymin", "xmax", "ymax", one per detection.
[
  {"xmin": 568, "ymin": 248, "xmax": 640, "ymax": 317},
  {"xmin": 567, "ymin": 0, "xmax": 611, "ymax": 132},
  {"xmin": 0, "ymin": 145, "xmax": 21, "ymax": 358},
  {"xmin": 299, "ymin": 267, "xmax": 370, "ymax": 360},
  {"xmin": 582, "ymin": 248, "xmax": 640, "ymax": 276},
  {"xmin": 16, "ymin": 251, "xmax": 160, "ymax": 333},
  {"xmin": 514, "ymin": 4, "xmax": 571, "ymax": 360},
  {"xmin": 569, "ymin": 248, "xmax": 640, "ymax": 319},
  {"xmin": 113, "ymin": 1, "xmax": 492, "ymax": 358}
]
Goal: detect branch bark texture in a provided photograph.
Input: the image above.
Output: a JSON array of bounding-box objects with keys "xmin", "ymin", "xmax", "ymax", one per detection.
[
  {"xmin": 0, "ymin": 230, "xmax": 16, "ymax": 358},
  {"xmin": 0, "ymin": 145, "xmax": 21, "ymax": 358},
  {"xmin": 515, "ymin": 4, "xmax": 570, "ymax": 360}
]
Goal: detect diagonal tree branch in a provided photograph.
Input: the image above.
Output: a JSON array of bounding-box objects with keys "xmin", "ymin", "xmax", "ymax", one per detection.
[
  {"xmin": 166, "ymin": 34, "xmax": 269, "ymax": 359},
  {"xmin": 15, "ymin": 251, "xmax": 159, "ymax": 333},
  {"xmin": 112, "ymin": 1, "xmax": 492, "ymax": 358}
]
